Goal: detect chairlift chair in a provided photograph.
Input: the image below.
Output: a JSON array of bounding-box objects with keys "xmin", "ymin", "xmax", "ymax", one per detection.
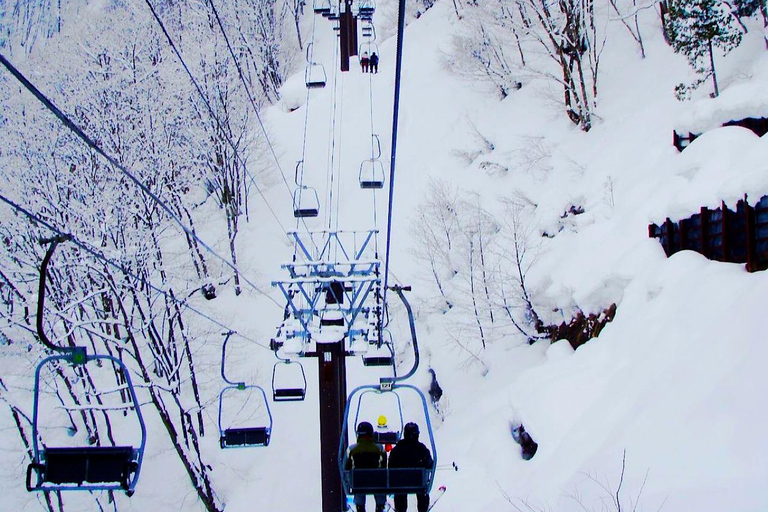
[
  {"xmin": 362, "ymin": 344, "xmax": 393, "ymax": 367},
  {"xmin": 313, "ymin": 0, "xmax": 332, "ymax": 14},
  {"xmin": 305, "ymin": 64, "xmax": 327, "ymax": 89},
  {"xmin": 293, "ymin": 161, "xmax": 321, "ymax": 218},
  {"xmin": 305, "ymin": 44, "xmax": 327, "ymax": 88},
  {"xmin": 271, "ymin": 360, "xmax": 308, "ymax": 402},
  {"xmin": 339, "ymin": 384, "xmax": 437, "ymax": 496},
  {"xmin": 26, "ymin": 237, "xmax": 147, "ymax": 495},
  {"xmin": 218, "ymin": 332, "xmax": 273, "ymax": 448},
  {"xmin": 359, "ymin": 43, "xmax": 380, "ymax": 62},
  {"xmin": 293, "ymin": 187, "xmax": 320, "ymax": 218},
  {"xmin": 357, "ymin": 0, "xmax": 376, "ymax": 16},
  {"xmin": 359, "ymin": 159, "xmax": 385, "ymax": 190},
  {"xmin": 362, "ymin": 329, "xmax": 393, "ymax": 367}
]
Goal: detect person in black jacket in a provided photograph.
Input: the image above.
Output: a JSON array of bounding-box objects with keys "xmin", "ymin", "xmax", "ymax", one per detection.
[
  {"xmin": 345, "ymin": 421, "xmax": 387, "ymax": 512},
  {"xmin": 511, "ymin": 423, "xmax": 538, "ymax": 460},
  {"xmin": 369, "ymin": 52, "xmax": 379, "ymax": 73},
  {"xmin": 388, "ymin": 422, "xmax": 433, "ymax": 512}
]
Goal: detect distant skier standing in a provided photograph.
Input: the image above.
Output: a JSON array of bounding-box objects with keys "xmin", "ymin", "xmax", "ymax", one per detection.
[
  {"xmin": 388, "ymin": 422, "xmax": 433, "ymax": 512},
  {"xmin": 361, "ymin": 52, "xmax": 370, "ymax": 73},
  {"xmin": 344, "ymin": 421, "xmax": 386, "ymax": 512},
  {"xmin": 369, "ymin": 52, "xmax": 379, "ymax": 73}
]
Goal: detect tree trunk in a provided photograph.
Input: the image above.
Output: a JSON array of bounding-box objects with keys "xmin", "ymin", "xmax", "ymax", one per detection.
[
  {"xmin": 467, "ymin": 239, "xmax": 486, "ymax": 348},
  {"xmin": 762, "ymin": 1, "xmax": 768, "ymax": 49},
  {"xmin": 708, "ymin": 39, "xmax": 719, "ymax": 97}
]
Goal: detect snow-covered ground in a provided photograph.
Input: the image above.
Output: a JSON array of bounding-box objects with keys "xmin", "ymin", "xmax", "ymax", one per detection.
[{"xmin": 3, "ymin": 1, "xmax": 768, "ymax": 511}]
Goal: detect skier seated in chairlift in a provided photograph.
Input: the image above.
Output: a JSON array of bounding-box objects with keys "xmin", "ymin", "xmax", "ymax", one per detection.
[
  {"xmin": 388, "ymin": 422, "xmax": 434, "ymax": 512},
  {"xmin": 361, "ymin": 52, "xmax": 370, "ymax": 73},
  {"xmin": 369, "ymin": 52, "xmax": 379, "ymax": 74},
  {"xmin": 345, "ymin": 421, "xmax": 387, "ymax": 512}
]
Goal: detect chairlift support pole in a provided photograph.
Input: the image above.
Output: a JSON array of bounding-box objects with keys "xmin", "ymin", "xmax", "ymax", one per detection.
[
  {"xmin": 339, "ymin": 1, "xmax": 351, "ymax": 71},
  {"xmin": 317, "ymin": 331, "xmax": 348, "ymax": 512}
]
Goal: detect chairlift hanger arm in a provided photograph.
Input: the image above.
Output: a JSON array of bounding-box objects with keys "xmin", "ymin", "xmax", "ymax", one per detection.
[
  {"xmin": 36, "ymin": 235, "xmax": 84, "ymax": 359},
  {"xmin": 380, "ymin": 285, "xmax": 417, "ymax": 387},
  {"xmin": 220, "ymin": 331, "xmax": 245, "ymax": 387}
]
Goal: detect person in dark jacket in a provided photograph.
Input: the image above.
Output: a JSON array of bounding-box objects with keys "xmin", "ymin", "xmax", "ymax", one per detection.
[
  {"xmin": 388, "ymin": 422, "xmax": 433, "ymax": 512},
  {"xmin": 369, "ymin": 52, "xmax": 379, "ymax": 73},
  {"xmin": 345, "ymin": 421, "xmax": 386, "ymax": 512},
  {"xmin": 511, "ymin": 423, "xmax": 538, "ymax": 460},
  {"xmin": 427, "ymin": 368, "xmax": 443, "ymax": 408}
]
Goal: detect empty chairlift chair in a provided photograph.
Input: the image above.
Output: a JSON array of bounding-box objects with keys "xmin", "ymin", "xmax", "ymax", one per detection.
[
  {"xmin": 362, "ymin": 329, "xmax": 394, "ymax": 367},
  {"xmin": 305, "ymin": 65, "xmax": 327, "ymax": 89},
  {"xmin": 357, "ymin": 0, "xmax": 375, "ymax": 19},
  {"xmin": 305, "ymin": 43, "xmax": 327, "ymax": 89},
  {"xmin": 218, "ymin": 332, "xmax": 273, "ymax": 448},
  {"xmin": 313, "ymin": 0, "xmax": 332, "ymax": 14},
  {"xmin": 293, "ymin": 161, "xmax": 321, "ymax": 218},
  {"xmin": 26, "ymin": 237, "xmax": 147, "ymax": 495},
  {"xmin": 293, "ymin": 186, "xmax": 320, "ymax": 218},
  {"xmin": 362, "ymin": 341, "xmax": 394, "ymax": 367},
  {"xmin": 359, "ymin": 159, "xmax": 385, "ymax": 189},
  {"xmin": 272, "ymin": 360, "xmax": 308, "ymax": 402},
  {"xmin": 360, "ymin": 134, "xmax": 384, "ymax": 189}
]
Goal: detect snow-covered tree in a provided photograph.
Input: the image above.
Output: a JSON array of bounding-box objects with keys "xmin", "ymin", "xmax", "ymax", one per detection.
[
  {"xmin": 666, "ymin": 0, "xmax": 744, "ymax": 98},
  {"xmin": 448, "ymin": 0, "xmax": 605, "ymax": 131}
]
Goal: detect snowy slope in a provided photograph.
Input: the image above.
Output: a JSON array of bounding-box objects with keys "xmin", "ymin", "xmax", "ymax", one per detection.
[{"xmin": 228, "ymin": 2, "xmax": 768, "ymax": 511}]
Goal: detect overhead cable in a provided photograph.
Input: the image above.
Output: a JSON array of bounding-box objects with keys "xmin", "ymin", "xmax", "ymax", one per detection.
[{"xmin": 0, "ymin": 192, "xmax": 271, "ymax": 350}]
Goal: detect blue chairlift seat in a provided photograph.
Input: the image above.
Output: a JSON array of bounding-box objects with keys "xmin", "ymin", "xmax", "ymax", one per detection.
[
  {"xmin": 344, "ymin": 468, "xmax": 431, "ymax": 495},
  {"xmin": 220, "ymin": 426, "xmax": 271, "ymax": 448},
  {"xmin": 27, "ymin": 446, "xmax": 138, "ymax": 492}
]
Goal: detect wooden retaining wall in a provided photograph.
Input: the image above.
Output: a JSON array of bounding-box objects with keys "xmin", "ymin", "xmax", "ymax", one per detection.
[{"xmin": 648, "ymin": 195, "xmax": 768, "ymax": 272}]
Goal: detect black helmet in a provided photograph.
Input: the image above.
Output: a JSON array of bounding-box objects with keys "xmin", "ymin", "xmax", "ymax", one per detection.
[
  {"xmin": 356, "ymin": 421, "xmax": 374, "ymax": 437},
  {"xmin": 404, "ymin": 422, "xmax": 420, "ymax": 440}
]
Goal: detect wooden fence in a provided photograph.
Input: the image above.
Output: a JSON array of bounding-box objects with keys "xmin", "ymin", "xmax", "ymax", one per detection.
[
  {"xmin": 672, "ymin": 117, "xmax": 768, "ymax": 152},
  {"xmin": 648, "ymin": 195, "xmax": 768, "ymax": 272}
]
